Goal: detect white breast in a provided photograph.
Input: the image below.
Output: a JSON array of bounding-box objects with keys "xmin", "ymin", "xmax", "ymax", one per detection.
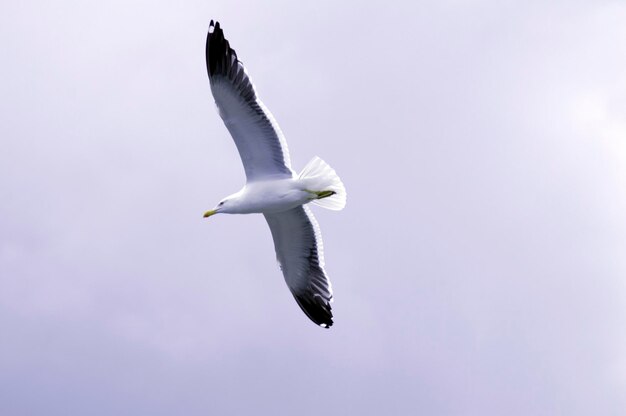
[{"xmin": 236, "ymin": 179, "xmax": 310, "ymax": 214}]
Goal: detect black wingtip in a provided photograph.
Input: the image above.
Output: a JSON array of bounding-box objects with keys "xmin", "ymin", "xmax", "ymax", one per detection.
[
  {"xmin": 294, "ymin": 294, "xmax": 334, "ymax": 328},
  {"xmin": 208, "ymin": 19, "xmax": 219, "ymax": 36},
  {"xmin": 206, "ymin": 20, "xmax": 234, "ymax": 78},
  {"xmin": 206, "ymin": 20, "xmax": 226, "ymax": 78},
  {"xmin": 205, "ymin": 21, "xmax": 257, "ymax": 101}
]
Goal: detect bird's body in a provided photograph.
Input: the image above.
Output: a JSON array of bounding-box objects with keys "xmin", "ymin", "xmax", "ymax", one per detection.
[
  {"xmin": 218, "ymin": 179, "xmax": 312, "ymax": 214},
  {"xmin": 203, "ymin": 21, "xmax": 346, "ymax": 328}
]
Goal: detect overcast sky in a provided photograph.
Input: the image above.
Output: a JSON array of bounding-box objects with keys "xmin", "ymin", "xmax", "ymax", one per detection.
[{"xmin": 1, "ymin": 1, "xmax": 626, "ymax": 415}]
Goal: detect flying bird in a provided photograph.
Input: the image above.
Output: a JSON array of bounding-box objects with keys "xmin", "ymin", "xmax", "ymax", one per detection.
[{"xmin": 203, "ymin": 21, "xmax": 346, "ymax": 328}]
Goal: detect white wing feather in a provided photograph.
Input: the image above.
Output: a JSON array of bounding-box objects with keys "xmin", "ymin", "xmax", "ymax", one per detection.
[
  {"xmin": 264, "ymin": 206, "xmax": 334, "ymax": 328},
  {"xmin": 206, "ymin": 21, "xmax": 293, "ymax": 182}
]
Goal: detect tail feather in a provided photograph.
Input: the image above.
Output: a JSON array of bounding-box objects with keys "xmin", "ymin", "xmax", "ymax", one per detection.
[{"xmin": 299, "ymin": 157, "xmax": 347, "ymax": 211}]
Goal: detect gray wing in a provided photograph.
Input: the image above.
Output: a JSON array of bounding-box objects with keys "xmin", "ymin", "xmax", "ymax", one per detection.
[
  {"xmin": 264, "ymin": 206, "xmax": 334, "ymax": 328},
  {"xmin": 206, "ymin": 21, "xmax": 293, "ymax": 182}
]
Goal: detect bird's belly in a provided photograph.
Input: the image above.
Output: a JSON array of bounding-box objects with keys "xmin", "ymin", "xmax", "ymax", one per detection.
[
  {"xmin": 261, "ymin": 192, "xmax": 309, "ymax": 213},
  {"xmin": 241, "ymin": 184, "xmax": 309, "ymax": 214}
]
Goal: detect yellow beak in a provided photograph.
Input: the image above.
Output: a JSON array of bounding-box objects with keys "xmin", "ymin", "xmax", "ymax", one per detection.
[{"xmin": 203, "ymin": 209, "xmax": 217, "ymax": 218}]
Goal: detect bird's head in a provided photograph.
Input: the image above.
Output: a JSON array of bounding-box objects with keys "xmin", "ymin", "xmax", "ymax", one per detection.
[
  {"xmin": 204, "ymin": 190, "xmax": 244, "ymax": 218},
  {"xmin": 203, "ymin": 198, "xmax": 230, "ymax": 218}
]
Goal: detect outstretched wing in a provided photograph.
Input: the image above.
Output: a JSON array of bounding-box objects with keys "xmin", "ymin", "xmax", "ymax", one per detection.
[
  {"xmin": 206, "ymin": 21, "xmax": 293, "ymax": 182},
  {"xmin": 264, "ymin": 206, "xmax": 334, "ymax": 328}
]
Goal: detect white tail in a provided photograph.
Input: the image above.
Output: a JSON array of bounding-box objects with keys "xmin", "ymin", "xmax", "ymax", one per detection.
[{"xmin": 299, "ymin": 156, "xmax": 347, "ymax": 211}]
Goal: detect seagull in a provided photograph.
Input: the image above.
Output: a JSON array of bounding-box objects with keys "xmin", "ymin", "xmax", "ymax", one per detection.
[{"xmin": 203, "ymin": 21, "xmax": 346, "ymax": 328}]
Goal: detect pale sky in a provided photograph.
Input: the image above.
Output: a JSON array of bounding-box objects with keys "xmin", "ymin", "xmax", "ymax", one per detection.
[{"xmin": 1, "ymin": 1, "xmax": 626, "ymax": 415}]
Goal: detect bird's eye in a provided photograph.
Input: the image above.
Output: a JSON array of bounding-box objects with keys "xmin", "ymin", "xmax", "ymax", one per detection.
[{"xmin": 218, "ymin": 201, "xmax": 224, "ymax": 206}]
